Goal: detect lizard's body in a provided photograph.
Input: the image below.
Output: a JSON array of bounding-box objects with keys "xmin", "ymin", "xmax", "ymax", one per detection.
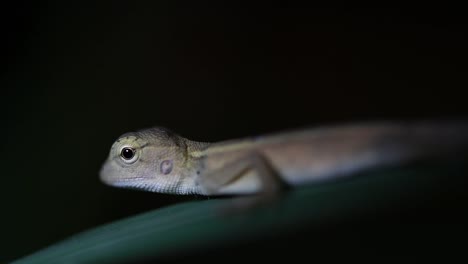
[{"xmin": 100, "ymin": 121, "xmax": 468, "ymax": 196}]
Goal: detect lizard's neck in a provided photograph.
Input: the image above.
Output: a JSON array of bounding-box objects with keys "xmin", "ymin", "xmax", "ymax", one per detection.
[
  {"xmin": 173, "ymin": 138, "xmax": 211, "ymax": 195},
  {"xmin": 185, "ymin": 138, "xmax": 212, "ymax": 159}
]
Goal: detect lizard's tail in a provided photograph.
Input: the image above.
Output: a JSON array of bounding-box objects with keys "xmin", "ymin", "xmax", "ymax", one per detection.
[{"xmin": 375, "ymin": 120, "xmax": 468, "ymax": 163}]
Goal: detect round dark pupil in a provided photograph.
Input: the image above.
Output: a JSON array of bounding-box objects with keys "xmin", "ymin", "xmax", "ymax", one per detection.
[{"xmin": 121, "ymin": 148, "xmax": 135, "ymax": 160}]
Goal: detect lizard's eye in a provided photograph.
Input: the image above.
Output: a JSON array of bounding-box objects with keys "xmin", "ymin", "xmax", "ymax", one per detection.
[{"xmin": 120, "ymin": 147, "xmax": 138, "ymax": 164}]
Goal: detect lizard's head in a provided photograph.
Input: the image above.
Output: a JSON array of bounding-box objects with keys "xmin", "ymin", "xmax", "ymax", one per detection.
[{"xmin": 100, "ymin": 127, "xmax": 199, "ymax": 194}]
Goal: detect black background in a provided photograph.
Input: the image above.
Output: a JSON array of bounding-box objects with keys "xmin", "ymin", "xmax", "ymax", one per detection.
[{"xmin": 2, "ymin": 2, "xmax": 467, "ymax": 262}]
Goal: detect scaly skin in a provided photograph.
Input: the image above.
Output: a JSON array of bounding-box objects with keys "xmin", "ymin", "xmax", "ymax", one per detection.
[{"xmin": 100, "ymin": 121, "xmax": 468, "ymax": 196}]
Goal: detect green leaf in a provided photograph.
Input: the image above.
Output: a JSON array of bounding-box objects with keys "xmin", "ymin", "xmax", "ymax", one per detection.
[{"xmin": 13, "ymin": 161, "xmax": 468, "ymax": 263}]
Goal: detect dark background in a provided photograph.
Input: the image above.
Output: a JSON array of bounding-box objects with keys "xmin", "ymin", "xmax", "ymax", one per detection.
[{"xmin": 2, "ymin": 2, "xmax": 467, "ymax": 262}]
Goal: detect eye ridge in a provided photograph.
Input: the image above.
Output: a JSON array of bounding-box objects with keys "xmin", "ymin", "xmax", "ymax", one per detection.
[{"xmin": 121, "ymin": 147, "xmax": 136, "ymax": 160}]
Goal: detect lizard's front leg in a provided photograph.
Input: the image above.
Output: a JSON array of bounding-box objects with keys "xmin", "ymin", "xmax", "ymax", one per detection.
[{"xmin": 197, "ymin": 151, "xmax": 289, "ymax": 197}]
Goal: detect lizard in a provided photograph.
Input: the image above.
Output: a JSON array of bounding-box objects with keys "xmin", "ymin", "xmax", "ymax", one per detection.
[{"xmin": 99, "ymin": 120, "xmax": 468, "ymax": 197}]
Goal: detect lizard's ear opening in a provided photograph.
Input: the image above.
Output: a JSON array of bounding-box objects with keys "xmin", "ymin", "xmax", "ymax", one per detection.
[{"xmin": 160, "ymin": 159, "xmax": 173, "ymax": 175}]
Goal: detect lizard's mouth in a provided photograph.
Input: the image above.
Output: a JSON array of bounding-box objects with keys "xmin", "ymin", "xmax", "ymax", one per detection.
[
  {"xmin": 101, "ymin": 176, "xmax": 151, "ymax": 186},
  {"xmin": 110, "ymin": 179, "xmax": 159, "ymax": 192},
  {"xmin": 99, "ymin": 158, "xmax": 152, "ymax": 186},
  {"xmin": 116, "ymin": 177, "xmax": 148, "ymax": 181}
]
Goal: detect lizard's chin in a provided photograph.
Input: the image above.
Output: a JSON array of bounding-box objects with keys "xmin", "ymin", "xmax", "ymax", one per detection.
[
  {"xmin": 109, "ymin": 179, "xmax": 156, "ymax": 192},
  {"xmin": 100, "ymin": 176, "xmax": 153, "ymax": 187}
]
